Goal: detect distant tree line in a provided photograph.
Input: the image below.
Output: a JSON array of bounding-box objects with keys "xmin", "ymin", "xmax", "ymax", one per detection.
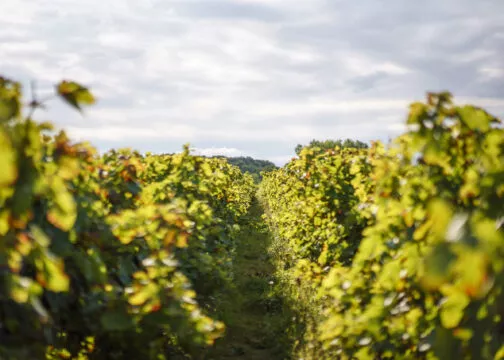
[
  {"xmin": 213, "ymin": 156, "xmax": 278, "ymax": 182},
  {"xmin": 295, "ymin": 139, "xmax": 368, "ymax": 155}
]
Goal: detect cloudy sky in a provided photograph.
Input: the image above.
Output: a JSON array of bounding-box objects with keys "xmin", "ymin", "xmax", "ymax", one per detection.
[{"xmin": 1, "ymin": 0, "xmax": 503, "ymax": 164}]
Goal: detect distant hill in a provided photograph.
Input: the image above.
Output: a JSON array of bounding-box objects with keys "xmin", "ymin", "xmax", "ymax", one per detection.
[{"xmin": 213, "ymin": 156, "xmax": 278, "ymax": 181}]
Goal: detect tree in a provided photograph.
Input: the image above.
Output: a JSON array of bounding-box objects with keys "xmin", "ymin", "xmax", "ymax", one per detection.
[
  {"xmin": 294, "ymin": 139, "xmax": 368, "ymax": 155},
  {"xmin": 212, "ymin": 156, "xmax": 277, "ymax": 182}
]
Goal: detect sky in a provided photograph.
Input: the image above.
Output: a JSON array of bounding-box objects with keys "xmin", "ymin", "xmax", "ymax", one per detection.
[{"xmin": 1, "ymin": 0, "xmax": 503, "ymax": 165}]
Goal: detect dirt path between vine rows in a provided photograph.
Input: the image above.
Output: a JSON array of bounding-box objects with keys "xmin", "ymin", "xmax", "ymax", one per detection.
[{"xmin": 204, "ymin": 199, "xmax": 292, "ymax": 360}]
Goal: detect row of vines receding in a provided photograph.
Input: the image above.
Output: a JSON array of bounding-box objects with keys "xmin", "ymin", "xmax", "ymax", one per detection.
[
  {"xmin": 0, "ymin": 75, "xmax": 255, "ymax": 359},
  {"xmin": 259, "ymin": 92, "xmax": 504, "ymax": 359}
]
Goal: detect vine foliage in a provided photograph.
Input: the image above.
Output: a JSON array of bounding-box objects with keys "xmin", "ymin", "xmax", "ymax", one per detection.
[
  {"xmin": 0, "ymin": 75, "xmax": 255, "ymax": 359},
  {"xmin": 259, "ymin": 92, "xmax": 504, "ymax": 359}
]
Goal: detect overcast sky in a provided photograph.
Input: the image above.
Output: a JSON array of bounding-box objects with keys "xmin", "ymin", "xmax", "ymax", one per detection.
[{"xmin": 1, "ymin": 0, "xmax": 503, "ymax": 164}]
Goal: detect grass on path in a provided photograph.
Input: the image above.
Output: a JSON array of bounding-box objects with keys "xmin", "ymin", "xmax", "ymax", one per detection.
[{"xmin": 204, "ymin": 200, "xmax": 294, "ymax": 360}]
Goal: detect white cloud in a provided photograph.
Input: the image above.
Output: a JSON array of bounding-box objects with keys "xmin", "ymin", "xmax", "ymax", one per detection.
[
  {"xmin": 97, "ymin": 32, "xmax": 138, "ymax": 49},
  {"xmin": 191, "ymin": 147, "xmax": 245, "ymax": 157},
  {"xmin": 0, "ymin": 40, "xmax": 48, "ymax": 53},
  {"xmin": 0, "ymin": 1, "xmax": 38, "ymax": 25},
  {"xmin": 479, "ymin": 67, "xmax": 504, "ymax": 80},
  {"xmin": 0, "ymin": 0, "xmax": 502, "ymax": 164},
  {"xmin": 66, "ymin": 124, "xmax": 196, "ymax": 142},
  {"xmin": 342, "ymin": 54, "xmax": 410, "ymax": 77}
]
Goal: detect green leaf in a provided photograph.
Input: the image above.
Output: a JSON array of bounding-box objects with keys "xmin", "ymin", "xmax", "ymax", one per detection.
[
  {"xmin": 56, "ymin": 80, "xmax": 96, "ymax": 111},
  {"xmin": 453, "ymin": 250, "xmax": 489, "ymax": 299},
  {"xmin": 128, "ymin": 283, "xmax": 158, "ymax": 306},
  {"xmin": 457, "ymin": 106, "xmax": 491, "ymax": 131},
  {"xmin": 0, "ymin": 77, "xmax": 21, "ymax": 122},
  {"xmin": 0, "ymin": 129, "xmax": 17, "ymax": 186},
  {"xmin": 31, "ymin": 225, "xmax": 50, "ymax": 247},
  {"xmin": 200, "ymin": 162, "xmax": 213, "ymax": 177},
  {"xmin": 428, "ymin": 199, "xmax": 453, "ymax": 238},
  {"xmin": 495, "ymin": 345, "xmax": 504, "ymax": 359},
  {"xmin": 440, "ymin": 288, "xmax": 470, "ymax": 329},
  {"xmin": 32, "ymin": 229, "xmax": 70, "ymax": 293},
  {"xmin": 9, "ymin": 275, "xmax": 33, "ymax": 303},
  {"xmin": 0, "ymin": 98, "xmax": 20, "ymax": 123},
  {"xmin": 41, "ymin": 256, "xmax": 70, "ymax": 292},
  {"xmin": 48, "ymin": 188, "xmax": 76, "ymax": 231},
  {"xmin": 407, "ymin": 102, "xmax": 428, "ymax": 124}
]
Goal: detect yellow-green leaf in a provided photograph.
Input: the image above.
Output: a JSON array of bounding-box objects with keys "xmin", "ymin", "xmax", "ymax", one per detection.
[
  {"xmin": 440, "ymin": 288, "xmax": 470, "ymax": 329},
  {"xmin": 56, "ymin": 80, "xmax": 96, "ymax": 111},
  {"xmin": 0, "ymin": 129, "xmax": 17, "ymax": 186},
  {"xmin": 457, "ymin": 105, "xmax": 491, "ymax": 131},
  {"xmin": 128, "ymin": 283, "xmax": 158, "ymax": 306}
]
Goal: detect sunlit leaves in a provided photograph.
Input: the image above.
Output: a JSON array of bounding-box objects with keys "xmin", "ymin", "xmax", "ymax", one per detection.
[
  {"xmin": 457, "ymin": 106, "xmax": 492, "ymax": 131},
  {"xmin": 47, "ymin": 185, "xmax": 77, "ymax": 231},
  {"xmin": 1, "ymin": 74, "xmax": 256, "ymax": 359},
  {"xmin": 9, "ymin": 275, "xmax": 43, "ymax": 303},
  {"xmin": 407, "ymin": 102, "xmax": 428, "ymax": 125},
  {"xmin": 439, "ymin": 286, "xmax": 470, "ymax": 329},
  {"xmin": 260, "ymin": 92, "xmax": 504, "ymax": 359},
  {"xmin": 35, "ymin": 254, "xmax": 70, "ymax": 292},
  {"xmin": 128, "ymin": 282, "xmax": 158, "ymax": 306}
]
